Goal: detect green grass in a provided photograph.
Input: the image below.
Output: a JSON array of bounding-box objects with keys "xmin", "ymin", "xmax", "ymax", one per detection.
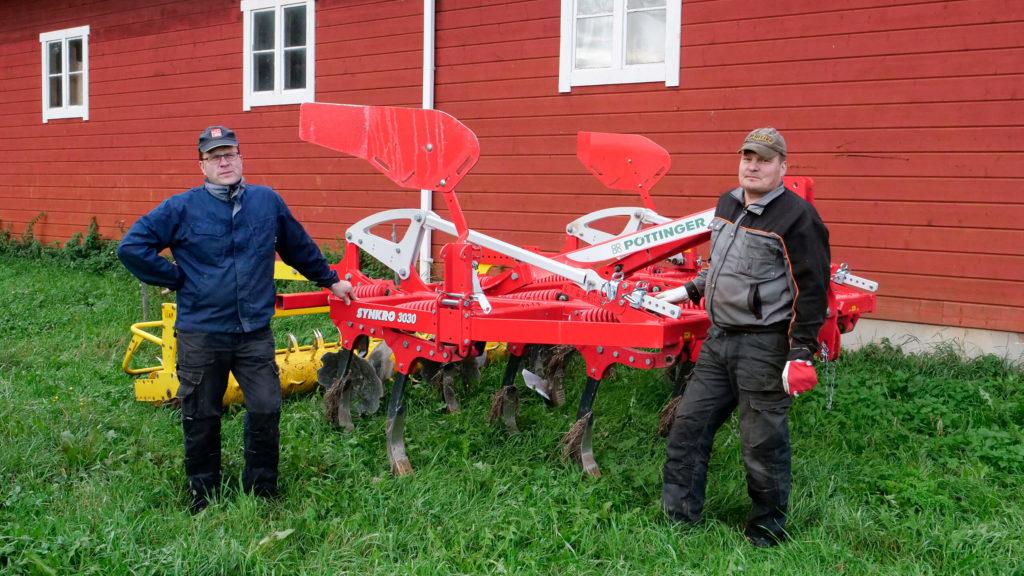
[{"xmin": 1, "ymin": 252, "xmax": 1022, "ymax": 575}]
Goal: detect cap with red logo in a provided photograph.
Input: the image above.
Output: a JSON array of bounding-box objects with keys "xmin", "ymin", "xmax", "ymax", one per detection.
[{"xmin": 198, "ymin": 125, "xmax": 239, "ymax": 153}]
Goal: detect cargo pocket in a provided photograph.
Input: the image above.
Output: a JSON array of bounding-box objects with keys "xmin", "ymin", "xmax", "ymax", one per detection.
[
  {"xmin": 176, "ymin": 367, "xmax": 205, "ymax": 418},
  {"xmin": 737, "ymin": 231, "xmax": 782, "ymax": 281},
  {"xmin": 742, "ymin": 392, "xmax": 791, "ymax": 468},
  {"xmin": 748, "ymin": 394, "xmax": 791, "ymax": 414},
  {"xmin": 177, "ymin": 368, "xmax": 202, "ymax": 400}
]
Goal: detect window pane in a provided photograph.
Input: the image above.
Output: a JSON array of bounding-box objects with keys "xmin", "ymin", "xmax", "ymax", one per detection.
[
  {"xmin": 253, "ymin": 10, "xmax": 275, "ymax": 51},
  {"xmin": 48, "ymin": 41, "xmax": 62, "ymax": 74},
  {"xmin": 254, "ymin": 52, "xmax": 274, "ymax": 91},
  {"xmin": 69, "ymin": 73, "xmax": 83, "ymax": 105},
  {"xmin": 49, "ymin": 76, "xmax": 62, "ymax": 108},
  {"xmin": 627, "ymin": 0, "xmax": 665, "ymax": 8},
  {"xmin": 69, "ymin": 38, "xmax": 83, "ymax": 72},
  {"xmin": 626, "ymin": 8, "xmax": 666, "ymax": 65},
  {"xmin": 284, "ymin": 48, "xmax": 306, "ymax": 89},
  {"xmin": 575, "ymin": 16, "xmax": 612, "ymax": 69},
  {"xmin": 284, "ymin": 5, "xmax": 306, "ymax": 48},
  {"xmin": 578, "ymin": 0, "xmax": 613, "ymax": 16}
]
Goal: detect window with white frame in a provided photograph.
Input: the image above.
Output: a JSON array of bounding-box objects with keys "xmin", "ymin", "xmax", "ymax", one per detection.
[
  {"xmin": 559, "ymin": 0, "xmax": 680, "ymax": 92},
  {"xmin": 241, "ymin": 0, "xmax": 315, "ymax": 110},
  {"xmin": 39, "ymin": 26, "xmax": 90, "ymax": 123}
]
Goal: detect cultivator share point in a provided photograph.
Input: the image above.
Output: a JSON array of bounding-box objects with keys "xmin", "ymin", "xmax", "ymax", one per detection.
[{"xmin": 280, "ymin": 103, "xmax": 878, "ymax": 477}]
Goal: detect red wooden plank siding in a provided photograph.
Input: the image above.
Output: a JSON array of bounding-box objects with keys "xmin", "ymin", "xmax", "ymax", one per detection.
[
  {"xmin": 430, "ymin": 0, "xmax": 1024, "ymax": 333},
  {"xmin": 0, "ymin": 0, "xmax": 424, "ymax": 254},
  {"xmin": 0, "ymin": 0, "xmax": 1021, "ymax": 333}
]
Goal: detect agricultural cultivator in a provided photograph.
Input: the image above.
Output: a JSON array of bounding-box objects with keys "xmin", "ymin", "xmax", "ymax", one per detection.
[
  {"xmin": 120, "ymin": 102, "xmax": 876, "ymax": 477},
  {"xmin": 278, "ymin": 102, "xmax": 878, "ymax": 477}
]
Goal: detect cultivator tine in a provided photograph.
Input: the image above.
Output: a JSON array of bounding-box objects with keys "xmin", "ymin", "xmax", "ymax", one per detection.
[
  {"xmin": 319, "ymin": 348, "xmax": 383, "ymax": 432},
  {"xmin": 657, "ymin": 397, "xmax": 683, "ymax": 438},
  {"xmin": 460, "ymin": 353, "xmax": 481, "ymax": 387},
  {"xmin": 367, "ymin": 340, "xmax": 396, "ymax": 384},
  {"xmin": 386, "ymin": 372, "xmax": 413, "ymax": 476},
  {"xmin": 334, "ymin": 385, "xmax": 356, "ymax": 433},
  {"xmin": 439, "ymin": 367, "xmax": 460, "ymax": 413},
  {"xmin": 658, "ymin": 359, "xmax": 693, "ymax": 437},
  {"xmin": 319, "ymin": 349, "xmax": 354, "ymax": 430},
  {"xmin": 522, "ymin": 345, "xmax": 572, "ymax": 407},
  {"xmin": 561, "ymin": 377, "xmax": 603, "ymax": 478},
  {"xmin": 488, "ymin": 352, "xmax": 524, "ymax": 433},
  {"xmin": 318, "ymin": 348, "xmax": 353, "ymax": 393},
  {"xmin": 421, "ymin": 360, "xmax": 461, "ymax": 413},
  {"xmin": 347, "ymin": 354, "xmax": 385, "ymax": 415}
]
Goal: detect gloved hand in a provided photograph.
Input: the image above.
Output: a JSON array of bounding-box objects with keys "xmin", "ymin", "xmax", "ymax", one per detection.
[
  {"xmin": 782, "ymin": 356, "xmax": 817, "ymax": 397},
  {"xmin": 654, "ymin": 285, "xmax": 690, "ymax": 304},
  {"xmin": 329, "ymin": 280, "xmax": 354, "ymax": 304}
]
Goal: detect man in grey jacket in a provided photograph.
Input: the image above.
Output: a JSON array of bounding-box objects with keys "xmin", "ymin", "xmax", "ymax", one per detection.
[{"xmin": 659, "ymin": 128, "xmax": 830, "ymax": 546}]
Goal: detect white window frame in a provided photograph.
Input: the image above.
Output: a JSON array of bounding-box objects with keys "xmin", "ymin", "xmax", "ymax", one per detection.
[
  {"xmin": 558, "ymin": 0, "xmax": 680, "ymax": 93},
  {"xmin": 39, "ymin": 25, "xmax": 90, "ymax": 123},
  {"xmin": 241, "ymin": 0, "xmax": 316, "ymax": 110}
]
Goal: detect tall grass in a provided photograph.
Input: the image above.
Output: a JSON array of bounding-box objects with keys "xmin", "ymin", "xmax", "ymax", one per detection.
[{"xmin": 0, "ymin": 243, "xmax": 1021, "ymax": 575}]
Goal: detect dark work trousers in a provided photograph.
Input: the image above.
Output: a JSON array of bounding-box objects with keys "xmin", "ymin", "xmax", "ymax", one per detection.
[
  {"xmin": 176, "ymin": 326, "xmax": 282, "ymax": 501},
  {"xmin": 662, "ymin": 326, "xmax": 792, "ymax": 540}
]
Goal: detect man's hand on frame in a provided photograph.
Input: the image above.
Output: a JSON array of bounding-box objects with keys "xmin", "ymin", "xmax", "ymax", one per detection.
[
  {"xmin": 329, "ymin": 280, "xmax": 354, "ymax": 304},
  {"xmin": 654, "ymin": 285, "xmax": 690, "ymax": 304}
]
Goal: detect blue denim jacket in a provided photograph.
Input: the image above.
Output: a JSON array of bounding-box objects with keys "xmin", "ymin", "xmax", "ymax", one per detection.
[{"xmin": 117, "ymin": 184, "xmax": 339, "ymax": 333}]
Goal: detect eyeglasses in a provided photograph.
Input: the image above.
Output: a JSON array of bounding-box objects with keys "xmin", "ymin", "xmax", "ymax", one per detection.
[{"xmin": 202, "ymin": 152, "xmax": 241, "ymax": 164}]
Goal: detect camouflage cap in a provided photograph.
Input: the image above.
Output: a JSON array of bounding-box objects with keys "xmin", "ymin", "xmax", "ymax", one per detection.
[{"xmin": 738, "ymin": 127, "xmax": 786, "ymax": 158}]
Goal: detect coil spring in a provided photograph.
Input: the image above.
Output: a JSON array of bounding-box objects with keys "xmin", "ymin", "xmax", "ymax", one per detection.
[
  {"xmin": 352, "ymin": 283, "xmax": 391, "ymax": 298},
  {"xmin": 526, "ymin": 274, "xmax": 566, "ymax": 290},
  {"xmin": 575, "ymin": 308, "xmax": 618, "ymax": 323},
  {"xmin": 502, "ymin": 289, "xmax": 568, "ymax": 301},
  {"xmin": 532, "ymin": 273, "xmax": 560, "ymax": 284},
  {"xmin": 677, "ymin": 300, "xmax": 703, "ymax": 310},
  {"xmin": 397, "ymin": 299, "xmax": 437, "ymax": 312}
]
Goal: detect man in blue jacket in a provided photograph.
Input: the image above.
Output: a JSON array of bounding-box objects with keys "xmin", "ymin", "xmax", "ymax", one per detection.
[{"xmin": 118, "ymin": 125, "xmax": 352, "ymax": 511}]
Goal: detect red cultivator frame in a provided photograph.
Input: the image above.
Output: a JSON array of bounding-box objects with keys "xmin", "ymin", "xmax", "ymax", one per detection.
[{"xmin": 281, "ymin": 103, "xmax": 878, "ymax": 478}]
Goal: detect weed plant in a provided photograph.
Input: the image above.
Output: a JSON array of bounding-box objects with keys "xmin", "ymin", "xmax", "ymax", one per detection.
[
  {"xmin": 1, "ymin": 216, "xmax": 120, "ymax": 273},
  {"xmin": 0, "ymin": 239, "xmax": 1022, "ymax": 574}
]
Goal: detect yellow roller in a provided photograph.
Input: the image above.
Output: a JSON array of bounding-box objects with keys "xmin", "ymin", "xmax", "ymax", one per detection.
[{"xmin": 123, "ymin": 302, "xmax": 340, "ymax": 405}]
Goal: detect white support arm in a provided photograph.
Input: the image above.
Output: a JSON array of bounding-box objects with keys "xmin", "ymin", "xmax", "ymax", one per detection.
[
  {"xmin": 346, "ymin": 209, "xmax": 683, "ymax": 319},
  {"xmin": 564, "ymin": 207, "xmax": 671, "ymax": 246}
]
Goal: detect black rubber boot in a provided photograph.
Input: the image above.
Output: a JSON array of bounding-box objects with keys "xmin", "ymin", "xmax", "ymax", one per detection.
[
  {"xmin": 182, "ymin": 416, "xmax": 221, "ymax": 512},
  {"xmin": 242, "ymin": 411, "xmax": 280, "ymax": 498},
  {"xmin": 744, "ymin": 522, "xmax": 786, "ymax": 548}
]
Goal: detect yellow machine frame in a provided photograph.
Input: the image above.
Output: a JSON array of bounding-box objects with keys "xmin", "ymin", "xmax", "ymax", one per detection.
[
  {"xmin": 122, "ymin": 262, "xmax": 337, "ymax": 405},
  {"xmin": 122, "ymin": 302, "xmax": 339, "ymax": 405}
]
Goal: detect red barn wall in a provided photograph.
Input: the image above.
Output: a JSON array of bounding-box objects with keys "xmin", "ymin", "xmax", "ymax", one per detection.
[
  {"xmin": 0, "ymin": 0, "xmax": 1021, "ymax": 333},
  {"xmin": 0, "ymin": 0, "xmax": 424, "ymax": 246},
  {"xmin": 432, "ymin": 0, "xmax": 1024, "ymax": 333}
]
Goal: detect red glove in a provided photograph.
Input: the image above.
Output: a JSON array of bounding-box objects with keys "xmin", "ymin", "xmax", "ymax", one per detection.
[{"xmin": 782, "ymin": 359, "xmax": 817, "ymax": 397}]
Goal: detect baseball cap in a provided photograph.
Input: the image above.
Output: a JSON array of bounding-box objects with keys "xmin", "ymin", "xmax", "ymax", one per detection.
[
  {"xmin": 198, "ymin": 125, "xmax": 239, "ymax": 153},
  {"xmin": 738, "ymin": 127, "xmax": 786, "ymax": 158}
]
